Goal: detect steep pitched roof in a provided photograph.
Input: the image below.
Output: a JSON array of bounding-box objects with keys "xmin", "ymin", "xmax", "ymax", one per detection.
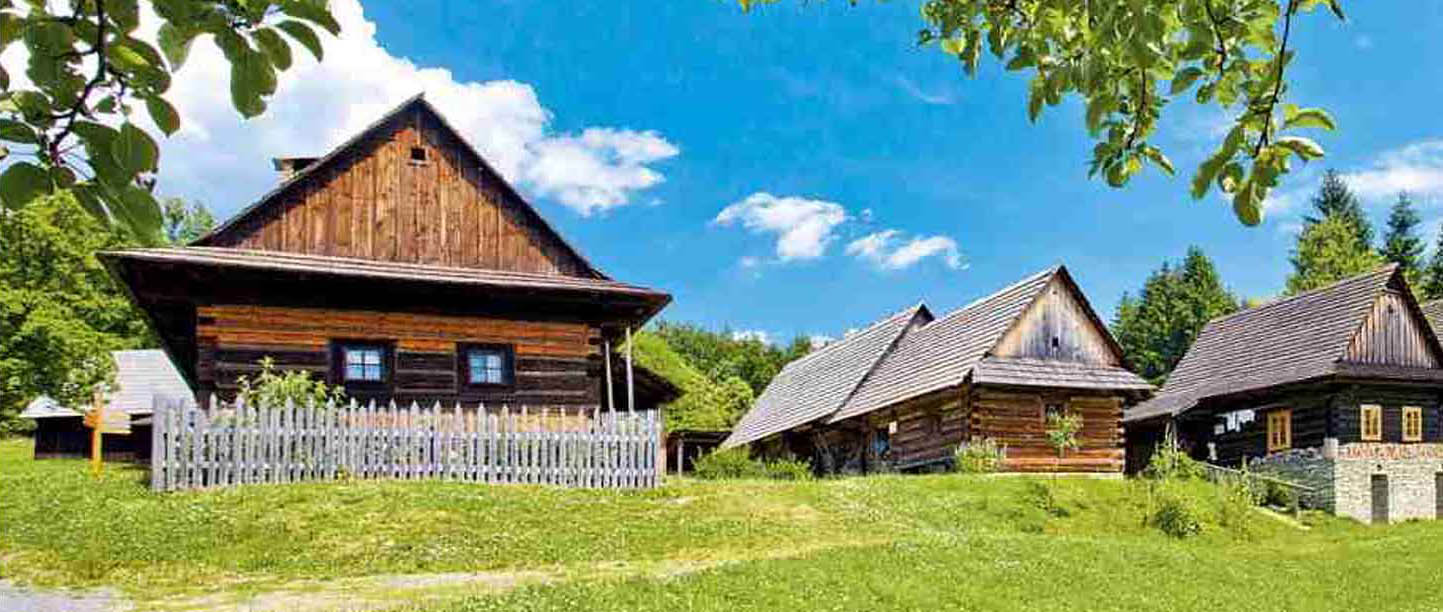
[
  {"xmin": 1127, "ymin": 265, "xmax": 1442, "ymax": 423},
  {"xmin": 194, "ymin": 94, "xmax": 607, "ymax": 279},
  {"xmin": 830, "ymin": 266, "xmax": 1150, "ymax": 423},
  {"xmin": 721, "ymin": 303, "xmax": 930, "ymax": 448},
  {"xmin": 1423, "ymin": 299, "xmax": 1443, "ymax": 333}
]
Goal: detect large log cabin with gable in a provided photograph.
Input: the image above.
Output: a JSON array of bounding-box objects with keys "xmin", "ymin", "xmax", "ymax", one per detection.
[
  {"xmin": 1125, "ymin": 265, "xmax": 1443, "ymax": 524},
  {"xmin": 722, "ymin": 266, "xmax": 1153, "ymax": 474},
  {"xmin": 101, "ymin": 95, "xmax": 675, "ymax": 413}
]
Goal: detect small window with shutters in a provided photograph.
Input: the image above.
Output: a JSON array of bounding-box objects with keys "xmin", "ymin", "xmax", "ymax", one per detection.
[
  {"xmin": 1403, "ymin": 406, "xmax": 1423, "ymax": 442},
  {"xmin": 1361, "ymin": 404, "xmax": 1383, "ymax": 441},
  {"xmin": 1267, "ymin": 409, "xmax": 1291, "ymax": 452}
]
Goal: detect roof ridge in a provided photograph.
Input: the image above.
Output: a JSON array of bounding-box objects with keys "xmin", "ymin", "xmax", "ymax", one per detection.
[
  {"xmin": 925, "ymin": 265, "xmax": 1058, "ymax": 326},
  {"xmin": 781, "ymin": 301, "xmax": 926, "ymax": 370},
  {"xmin": 1204, "ymin": 264, "xmax": 1397, "ymax": 327}
]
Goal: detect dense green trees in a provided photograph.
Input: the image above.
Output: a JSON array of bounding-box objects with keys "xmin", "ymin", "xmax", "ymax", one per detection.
[
  {"xmin": 1286, "ymin": 215, "xmax": 1384, "ymax": 295},
  {"xmin": 162, "ymin": 198, "xmax": 216, "ymax": 245},
  {"xmin": 1379, "ymin": 193, "xmax": 1423, "ymax": 286},
  {"xmin": 1112, "ymin": 248, "xmax": 1240, "ymax": 384},
  {"xmin": 652, "ymin": 322, "xmax": 811, "ymax": 398},
  {"xmin": 1303, "ymin": 169, "xmax": 1372, "ymax": 248},
  {"xmin": 0, "ymin": 193, "xmax": 152, "ymax": 432},
  {"xmin": 1422, "ymin": 228, "xmax": 1443, "ymax": 301}
]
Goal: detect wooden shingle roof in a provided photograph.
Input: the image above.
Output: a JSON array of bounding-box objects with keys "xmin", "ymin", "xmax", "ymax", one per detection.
[
  {"xmin": 1423, "ymin": 298, "xmax": 1443, "ymax": 333},
  {"xmin": 720, "ymin": 303, "xmax": 930, "ymax": 448},
  {"xmin": 1126, "ymin": 265, "xmax": 1443, "ymax": 423}
]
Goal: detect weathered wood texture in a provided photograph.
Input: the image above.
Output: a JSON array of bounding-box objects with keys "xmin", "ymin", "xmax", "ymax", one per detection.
[
  {"xmin": 151, "ymin": 397, "xmax": 661, "ymax": 491},
  {"xmin": 992, "ymin": 276, "xmax": 1119, "ymax": 365},
  {"xmin": 1344, "ymin": 291, "xmax": 1440, "ymax": 368},
  {"xmin": 1207, "ymin": 385, "xmax": 1443, "ymax": 466},
  {"xmin": 971, "ymin": 387, "xmax": 1124, "ymax": 472},
  {"xmin": 870, "ymin": 395, "xmax": 966, "ymax": 468},
  {"xmin": 211, "ymin": 109, "xmax": 589, "ymax": 276},
  {"xmin": 195, "ymin": 305, "xmax": 601, "ymax": 406}
]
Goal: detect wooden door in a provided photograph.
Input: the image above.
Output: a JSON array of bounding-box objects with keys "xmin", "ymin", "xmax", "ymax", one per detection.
[
  {"xmin": 1371, "ymin": 474, "xmax": 1390, "ymax": 524},
  {"xmin": 1436, "ymin": 473, "xmax": 1443, "ymax": 519}
]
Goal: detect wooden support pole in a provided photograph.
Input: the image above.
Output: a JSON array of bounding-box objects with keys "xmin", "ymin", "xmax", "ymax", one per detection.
[
  {"xmin": 626, "ymin": 326, "xmax": 635, "ymax": 413},
  {"xmin": 89, "ymin": 389, "xmax": 104, "ymax": 479},
  {"xmin": 604, "ymin": 339, "xmax": 614, "ymax": 414}
]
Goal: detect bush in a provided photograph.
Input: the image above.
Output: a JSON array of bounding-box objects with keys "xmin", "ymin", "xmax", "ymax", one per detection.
[
  {"xmin": 1217, "ymin": 478, "xmax": 1259, "ymax": 538},
  {"xmin": 1260, "ymin": 480, "xmax": 1300, "ymax": 509},
  {"xmin": 1150, "ymin": 490, "xmax": 1204, "ymax": 538},
  {"xmin": 953, "ymin": 437, "xmax": 1006, "ymax": 474},
  {"xmin": 693, "ymin": 447, "xmax": 813, "ymax": 481},
  {"xmin": 1021, "ymin": 480, "xmax": 1068, "ymax": 518},
  {"xmin": 1143, "ymin": 441, "xmax": 1206, "ymax": 481}
]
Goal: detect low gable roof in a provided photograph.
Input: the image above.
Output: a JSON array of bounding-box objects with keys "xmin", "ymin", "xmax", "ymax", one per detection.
[
  {"xmin": 720, "ymin": 303, "xmax": 930, "ymax": 448},
  {"xmin": 20, "ymin": 350, "xmax": 190, "ymax": 418},
  {"xmin": 1127, "ymin": 265, "xmax": 1443, "ymax": 423}
]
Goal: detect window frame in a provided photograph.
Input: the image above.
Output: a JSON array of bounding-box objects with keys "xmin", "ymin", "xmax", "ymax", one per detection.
[
  {"xmin": 1403, "ymin": 406, "xmax": 1424, "ymax": 442},
  {"xmin": 456, "ymin": 343, "xmax": 515, "ymax": 390},
  {"xmin": 1361, "ymin": 404, "xmax": 1383, "ymax": 442},
  {"xmin": 329, "ymin": 340, "xmax": 394, "ymax": 391},
  {"xmin": 1041, "ymin": 400, "xmax": 1067, "ymax": 426},
  {"xmin": 1266, "ymin": 409, "xmax": 1292, "ymax": 452}
]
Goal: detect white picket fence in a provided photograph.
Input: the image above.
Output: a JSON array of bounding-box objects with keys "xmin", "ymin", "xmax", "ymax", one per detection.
[{"xmin": 149, "ymin": 396, "xmax": 662, "ymax": 491}]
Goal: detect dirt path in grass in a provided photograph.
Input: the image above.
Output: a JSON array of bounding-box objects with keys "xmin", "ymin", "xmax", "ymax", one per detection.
[
  {"xmin": 0, "ymin": 579, "xmax": 132, "ymax": 612},
  {"xmin": 139, "ymin": 540, "xmax": 885, "ymax": 612}
]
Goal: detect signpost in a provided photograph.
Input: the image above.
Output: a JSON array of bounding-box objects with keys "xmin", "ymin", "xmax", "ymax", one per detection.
[{"xmin": 83, "ymin": 389, "xmax": 130, "ymax": 478}]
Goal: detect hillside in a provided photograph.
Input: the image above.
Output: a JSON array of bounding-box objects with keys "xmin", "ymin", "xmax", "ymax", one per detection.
[{"xmin": 4, "ymin": 439, "xmax": 1442, "ymax": 611}]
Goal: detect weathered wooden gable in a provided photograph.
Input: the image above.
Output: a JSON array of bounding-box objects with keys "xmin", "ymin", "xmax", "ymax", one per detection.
[
  {"xmin": 200, "ymin": 98, "xmax": 594, "ymax": 277},
  {"xmin": 1344, "ymin": 279, "xmax": 1442, "ymax": 368},
  {"xmin": 991, "ymin": 273, "xmax": 1120, "ymax": 365}
]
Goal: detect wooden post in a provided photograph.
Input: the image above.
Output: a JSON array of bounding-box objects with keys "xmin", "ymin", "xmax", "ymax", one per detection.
[
  {"xmin": 604, "ymin": 339, "xmax": 614, "ymax": 413},
  {"xmin": 89, "ymin": 389, "xmax": 104, "ymax": 479},
  {"xmin": 626, "ymin": 326, "xmax": 635, "ymax": 413}
]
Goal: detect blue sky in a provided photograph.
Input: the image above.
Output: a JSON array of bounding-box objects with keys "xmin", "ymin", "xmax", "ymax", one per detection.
[{"xmin": 139, "ymin": 1, "xmax": 1443, "ymax": 345}]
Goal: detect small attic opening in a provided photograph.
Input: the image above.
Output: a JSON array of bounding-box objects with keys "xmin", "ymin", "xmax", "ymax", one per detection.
[{"xmin": 410, "ymin": 146, "xmax": 429, "ymax": 163}]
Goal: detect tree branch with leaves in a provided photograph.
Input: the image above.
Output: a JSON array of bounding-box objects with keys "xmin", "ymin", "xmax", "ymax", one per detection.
[{"xmin": 0, "ymin": 0, "xmax": 338, "ymax": 239}]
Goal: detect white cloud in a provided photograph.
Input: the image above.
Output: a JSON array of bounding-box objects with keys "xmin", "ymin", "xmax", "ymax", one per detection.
[
  {"xmin": 807, "ymin": 335, "xmax": 834, "ymax": 350},
  {"xmin": 1341, "ymin": 140, "xmax": 1443, "ymax": 204},
  {"xmin": 713, "ymin": 192, "xmax": 848, "ymax": 261},
  {"xmin": 846, "ymin": 230, "xmax": 964, "ymax": 270},
  {"xmin": 894, "ymin": 75, "xmax": 955, "ymax": 106},
  {"xmin": 731, "ymin": 330, "xmax": 773, "ymax": 345},
  {"xmin": 47, "ymin": 0, "xmax": 677, "ymax": 217}
]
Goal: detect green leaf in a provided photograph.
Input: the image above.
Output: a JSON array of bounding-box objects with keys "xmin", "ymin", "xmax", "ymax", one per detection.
[
  {"xmin": 0, "ymin": 161, "xmax": 51, "ymax": 209},
  {"xmin": 107, "ymin": 44, "xmax": 151, "ymax": 73},
  {"xmin": 113, "ymin": 184, "xmax": 163, "ymax": 240},
  {"xmin": 145, "ymin": 95, "xmax": 181, "ymax": 136},
  {"xmin": 229, "ymin": 53, "xmax": 268, "ymax": 118},
  {"xmin": 1327, "ymin": 0, "xmax": 1346, "ymax": 20},
  {"xmin": 1169, "ymin": 67, "xmax": 1204, "ymax": 95},
  {"xmin": 1276, "ymin": 136, "xmax": 1326, "ymax": 160},
  {"xmin": 111, "ymin": 122, "xmax": 159, "ymax": 175},
  {"xmin": 1143, "ymin": 147, "xmax": 1175, "ymax": 176},
  {"xmin": 1027, "ymin": 78, "xmax": 1044, "ymax": 122},
  {"xmin": 1232, "ymin": 182, "xmax": 1262, "ymax": 226},
  {"xmin": 0, "ymin": 118, "xmax": 36, "ymax": 143},
  {"xmin": 281, "ymin": 0, "xmax": 342, "ymax": 35},
  {"xmin": 1191, "ymin": 152, "xmax": 1227, "ymax": 200},
  {"xmin": 275, "ymin": 20, "xmax": 323, "ymax": 62},
  {"xmin": 1282, "ymin": 107, "xmax": 1337, "ymax": 131},
  {"xmin": 254, "ymin": 28, "xmax": 293, "ymax": 71},
  {"xmin": 157, "ymin": 22, "xmax": 198, "ymax": 69}
]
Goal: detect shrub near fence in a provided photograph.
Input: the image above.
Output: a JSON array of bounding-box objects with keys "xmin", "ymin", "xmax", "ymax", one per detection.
[{"xmin": 150, "ymin": 396, "xmax": 662, "ymax": 491}]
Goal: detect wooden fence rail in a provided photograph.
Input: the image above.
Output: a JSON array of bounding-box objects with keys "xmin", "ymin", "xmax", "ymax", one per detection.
[{"xmin": 150, "ymin": 396, "xmax": 661, "ymax": 491}]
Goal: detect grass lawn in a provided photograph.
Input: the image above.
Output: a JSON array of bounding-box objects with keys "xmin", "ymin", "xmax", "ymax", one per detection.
[{"xmin": 3, "ymin": 437, "xmax": 1442, "ymax": 611}]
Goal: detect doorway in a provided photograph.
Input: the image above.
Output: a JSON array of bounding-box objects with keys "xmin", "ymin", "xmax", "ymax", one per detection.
[{"xmin": 1371, "ymin": 474, "xmax": 1390, "ymax": 524}]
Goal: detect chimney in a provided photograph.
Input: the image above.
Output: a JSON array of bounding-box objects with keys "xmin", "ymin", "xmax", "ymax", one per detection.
[{"xmin": 271, "ymin": 157, "xmax": 318, "ymax": 181}]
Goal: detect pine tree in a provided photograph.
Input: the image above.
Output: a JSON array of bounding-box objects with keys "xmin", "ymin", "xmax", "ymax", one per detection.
[
  {"xmin": 1303, "ymin": 169, "xmax": 1372, "ymax": 248},
  {"xmin": 1286, "ymin": 215, "xmax": 1385, "ymax": 295},
  {"xmin": 1380, "ymin": 193, "xmax": 1424, "ymax": 285},
  {"xmin": 1421, "ymin": 225, "xmax": 1443, "ymax": 301},
  {"xmin": 1112, "ymin": 247, "xmax": 1240, "ymax": 384}
]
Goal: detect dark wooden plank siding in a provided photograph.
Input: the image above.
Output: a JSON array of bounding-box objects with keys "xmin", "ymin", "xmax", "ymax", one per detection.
[
  {"xmin": 214, "ymin": 111, "xmax": 588, "ymax": 277},
  {"xmin": 194, "ymin": 304, "xmax": 602, "ymax": 407}
]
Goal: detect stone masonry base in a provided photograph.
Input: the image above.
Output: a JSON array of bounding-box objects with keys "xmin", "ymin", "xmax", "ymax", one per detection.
[{"xmin": 1249, "ymin": 441, "xmax": 1443, "ymax": 524}]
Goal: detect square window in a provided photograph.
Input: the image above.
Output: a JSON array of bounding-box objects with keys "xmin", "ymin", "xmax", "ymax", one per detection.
[
  {"xmin": 343, "ymin": 346, "xmax": 385, "ymax": 382},
  {"xmin": 459, "ymin": 344, "xmax": 512, "ymax": 387},
  {"xmin": 410, "ymin": 146, "xmax": 428, "ymax": 162}
]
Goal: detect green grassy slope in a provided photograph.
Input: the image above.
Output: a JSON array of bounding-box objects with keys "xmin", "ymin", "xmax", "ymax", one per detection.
[{"xmin": 3, "ymin": 438, "xmax": 1441, "ymax": 611}]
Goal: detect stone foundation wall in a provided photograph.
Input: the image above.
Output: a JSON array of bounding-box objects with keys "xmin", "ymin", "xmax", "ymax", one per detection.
[
  {"xmin": 1247, "ymin": 448, "xmax": 1335, "ymax": 511},
  {"xmin": 1332, "ymin": 443, "xmax": 1443, "ymax": 524}
]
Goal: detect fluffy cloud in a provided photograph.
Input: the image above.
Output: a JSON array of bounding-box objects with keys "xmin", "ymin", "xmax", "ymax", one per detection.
[
  {"xmin": 54, "ymin": 0, "xmax": 678, "ymax": 217},
  {"xmin": 807, "ymin": 335, "xmax": 834, "ymax": 350},
  {"xmin": 731, "ymin": 330, "xmax": 773, "ymax": 345},
  {"xmin": 713, "ymin": 192, "xmax": 848, "ymax": 261},
  {"xmin": 846, "ymin": 230, "xmax": 964, "ymax": 270},
  {"xmin": 1341, "ymin": 140, "xmax": 1443, "ymax": 203}
]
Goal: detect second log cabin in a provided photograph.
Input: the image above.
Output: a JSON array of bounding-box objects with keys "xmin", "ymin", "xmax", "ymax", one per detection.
[{"xmin": 722, "ymin": 266, "xmax": 1153, "ymax": 474}]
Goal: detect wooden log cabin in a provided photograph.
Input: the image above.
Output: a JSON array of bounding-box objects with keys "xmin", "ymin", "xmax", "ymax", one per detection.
[
  {"xmin": 1125, "ymin": 265, "xmax": 1443, "ymax": 523},
  {"xmin": 100, "ymin": 95, "xmax": 675, "ymax": 413},
  {"xmin": 722, "ymin": 266, "xmax": 1153, "ymax": 474}
]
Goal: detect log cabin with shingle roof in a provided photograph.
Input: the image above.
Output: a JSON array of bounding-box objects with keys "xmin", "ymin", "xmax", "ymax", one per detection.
[
  {"xmin": 99, "ymin": 95, "xmax": 675, "ymax": 413},
  {"xmin": 724, "ymin": 265, "xmax": 1152, "ymax": 474},
  {"xmin": 1124, "ymin": 265, "xmax": 1443, "ymax": 523}
]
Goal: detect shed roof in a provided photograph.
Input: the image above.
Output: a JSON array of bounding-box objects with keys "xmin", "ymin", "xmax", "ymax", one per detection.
[
  {"xmin": 20, "ymin": 350, "xmax": 190, "ymax": 418},
  {"xmin": 1126, "ymin": 265, "xmax": 1441, "ymax": 423},
  {"xmin": 720, "ymin": 303, "xmax": 930, "ymax": 448}
]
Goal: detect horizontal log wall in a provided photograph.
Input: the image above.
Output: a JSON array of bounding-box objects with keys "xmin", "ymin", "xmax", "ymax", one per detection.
[
  {"xmin": 216, "ymin": 109, "xmax": 587, "ymax": 276},
  {"xmin": 873, "ymin": 395, "xmax": 966, "ymax": 468},
  {"xmin": 196, "ymin": 305, "xmax": 602, "ymax": 406},
  {"xmin": 971, "ymin": 386, "xmax": 1124, "ymax": 473}
]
